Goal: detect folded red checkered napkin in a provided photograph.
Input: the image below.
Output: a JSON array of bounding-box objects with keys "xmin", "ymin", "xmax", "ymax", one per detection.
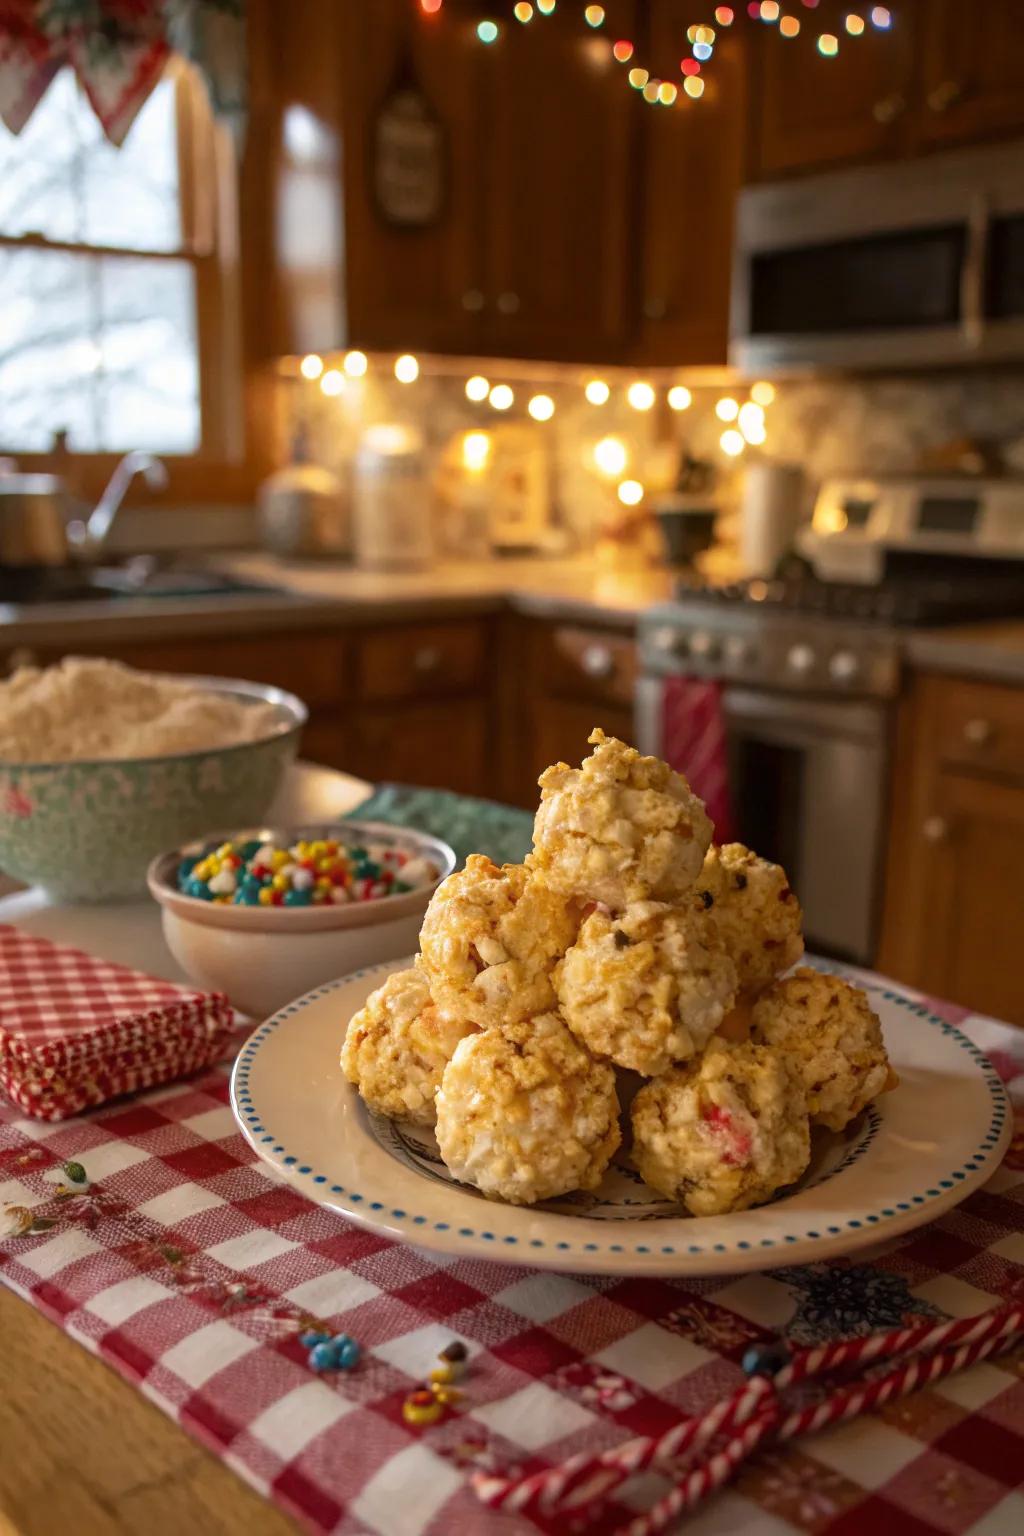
[{"xmin": 0, "ymin": 925, "xmax": 234, "ymax": 1121}]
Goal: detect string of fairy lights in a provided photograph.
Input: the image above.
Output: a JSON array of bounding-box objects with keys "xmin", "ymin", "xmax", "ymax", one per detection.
[
  {"xmin": 418, "ymin": 0, "xmax": 894, "ymax": 107},
  {"xmin": 293, "ymin": 351, "xmax": 778, "ymax": 507}
]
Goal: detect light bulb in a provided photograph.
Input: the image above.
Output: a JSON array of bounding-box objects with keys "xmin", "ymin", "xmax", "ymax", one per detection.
[
  {"xmin": 738, "ymin": 401, "xmax": 765, "ymax": 435},
  {"xmin": 584, "ymin": 4, "xmax": 605, "ymax": 26},
  {"xmin": 394, "ymin": 353, "xmax": 419, "ymax": 383},
  {"xmin": 537, "ymin": 0, "xmax": 556, "ymax": 12},
  {"xmin": 420, "ymin": 0, "xmax": 443, "ymax": 11},
  {"xmin": 593, "ymin": 436, "xmax": 628, "ymax": 477},
  {"xmin": 818, "ymin": 32, "xmax": 839, "ymax": 55},
  {"xmin": 300, "ymin": 353, "xmax": 323, "ymax": 380},
  {"xmin": 514, "ymin": 0, "xmax": 533, "ymax": 18},
  {"xmin": 715, "ymin": 396, "xmax": 739, "ymax": 421},
  {"xmin": 871, "ymin": 6, "xmax": 891, "ymax": 28},
  {"xmin": 617, "ymin": 479, "xmax": 644, "ymax": 506},
  {"xmin": 658, "ymin": 81, "xmax": 678, "ymax": 105},
  {"xmin": 465, "ymin": 374, "xmax": 490, "ymax": 402},
  {"xmin": 612, "ymin": 39, "xmax": 634, "ymax": 62},
  {"xmin": 462, "ymin": 431, "xmax": 491, "ymax": 472},
  {"xmin": 683, "ymin": 75, "xmax": 705, "ymax": 97},
  {"xmin": 527, "ymin": 393, "xmax": 555, "ymax": 421},
  {"xmin": 489, "ymin": 383, "xmax": 514, "ymax": 410},
  {"xmin": 720, "ymin": 429, "xmax": 745, "ymax": 456},
  {"xmin": 667, "ymin": 385, "xmax": 692, "ymax": 411},
  {"xmin": 845, "ymin": 13, "xmax": 865, "ymax": 35},
  {"xmin": 477, "ymin": 20, "xmax": 499, "ymax": 43},
  {"xmin": 627, "ymin": 380, "xmax": 656, "ymax": 411},
  {"xmin": 343, "ymin": 350, "xmax": 368, "ymax": 377},
  {"xmin": 628, "ymin": 67, "xmax": 649, "ymax": 88},
  {"xmin": 585, "ymin": 378, "xmax": 611, "ymax": 405},
  {"xmin": 320, "ymin": 369, "xmax": 344, "ymax": 396},
  {"xmin": 751, "ymin": 380, "xmax": 776, "ymax": 405},
  {"xmin": 780, "ymin": 15, "xmax": 800, "ymax": 36}
]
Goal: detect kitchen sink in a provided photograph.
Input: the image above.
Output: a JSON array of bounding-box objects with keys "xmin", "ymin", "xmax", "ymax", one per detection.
[{"xmin": 0, "ymin": 562, "xmax": 288, "ymax": 606}]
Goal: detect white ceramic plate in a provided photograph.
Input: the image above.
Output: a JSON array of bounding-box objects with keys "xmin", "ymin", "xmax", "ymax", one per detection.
[{"xmin": 230, "ymin": 959, "xmax": 1011, "ymax": 1277}]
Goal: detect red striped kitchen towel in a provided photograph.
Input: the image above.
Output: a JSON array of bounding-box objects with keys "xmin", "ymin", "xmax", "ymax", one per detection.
[
  {"xmin": 661, "ymin": 674, "xmax": 736, "ymax": 842},
  {"xmin": 0, "ymin": 925, "xmax": 234, "ymax": 1121}
]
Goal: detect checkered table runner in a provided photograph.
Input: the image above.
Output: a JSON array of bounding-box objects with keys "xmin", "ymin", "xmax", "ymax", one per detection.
[{"xmin": 2, "ymin": 973, "xmax": 1023, "ymax": 1536}]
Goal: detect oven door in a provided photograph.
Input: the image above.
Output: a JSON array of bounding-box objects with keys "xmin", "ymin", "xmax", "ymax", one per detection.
[{"xmin": 723, "ymin": 689, "xmax": 888, "ymax": 965}]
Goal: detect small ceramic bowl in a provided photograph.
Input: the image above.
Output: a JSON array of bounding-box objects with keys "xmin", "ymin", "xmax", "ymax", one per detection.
[{"xmin": 147, "ymin": 820, "xmax": 456, "ymax": 1017}]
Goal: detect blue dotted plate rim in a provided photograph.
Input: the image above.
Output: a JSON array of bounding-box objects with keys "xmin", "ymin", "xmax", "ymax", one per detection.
[{"xmin": 231, "ymin": 962, "xmax": 1011, "ymax": 1263}]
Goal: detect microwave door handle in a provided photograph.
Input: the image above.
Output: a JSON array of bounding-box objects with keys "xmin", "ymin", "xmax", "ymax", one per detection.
[{"xmin": 961, "ymin": 193, "xmax": 989, "ymax": 350}]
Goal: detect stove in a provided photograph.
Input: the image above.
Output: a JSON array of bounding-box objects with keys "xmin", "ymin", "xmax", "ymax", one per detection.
[{"xmin": 676, "ymin": 567, "xmax": 1024, "ymax": 628}]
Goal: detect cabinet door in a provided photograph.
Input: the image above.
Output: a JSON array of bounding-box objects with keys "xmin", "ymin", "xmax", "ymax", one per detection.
[
  {"xmin": 345, "ymin": 701, "xmax": 489, "ymax": 797},
  {"xmin": 527, "ymin": 697, "xmax": 637, "ymax": 794},
  {"xmin": 918, "ymin": 0, "xmax": 1024, "ymax": 150},
  {"xmin": 482, "ymin": 1, "xmax": 639, "ymax": 360},
  {"xmin": 633, "ymin": 3, "xmax": 747, "ymax": 365},
  {"xmin": 906, "ymin": 770, "xmax": 1024, "ymax": 1026},
  {"xmin": 750, "ymin": 6, "xmax": 915, "ymax": 178},
  {"xmin": 338, "ymin": 0, "xmax": 486, "ymax": 353}
]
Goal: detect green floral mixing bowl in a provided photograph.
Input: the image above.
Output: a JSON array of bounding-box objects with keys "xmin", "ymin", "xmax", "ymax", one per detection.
[{"xmin": 0, "ymin": 677, "xmax": 306, "ymax": 901}]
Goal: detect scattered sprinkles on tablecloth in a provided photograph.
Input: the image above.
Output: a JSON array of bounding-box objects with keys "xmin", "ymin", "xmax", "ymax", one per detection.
[{"xmin": 177, "ymin": 836, "xmax": 440, "ymax": 908}]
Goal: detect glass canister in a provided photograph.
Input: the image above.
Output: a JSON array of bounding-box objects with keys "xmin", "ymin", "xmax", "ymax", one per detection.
[{"xmin": 352, "ymin": 424, "xmax": 432, "ymax": 570}]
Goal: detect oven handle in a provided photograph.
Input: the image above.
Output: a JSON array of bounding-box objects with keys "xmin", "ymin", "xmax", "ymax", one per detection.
[{"xmin": 722, "ymin": 687, "xmax": 887, "ymax": 745}]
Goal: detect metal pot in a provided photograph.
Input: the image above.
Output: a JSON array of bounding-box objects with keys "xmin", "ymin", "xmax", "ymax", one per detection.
[{"xmin": 0, "ymin": 475, "xmax": 71, "ymax": 566}]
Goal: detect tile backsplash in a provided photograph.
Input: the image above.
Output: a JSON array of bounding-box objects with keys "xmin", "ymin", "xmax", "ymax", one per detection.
[{"xmin": 271, "ymin": 359, "xmax": 1024, "ymax": 553}]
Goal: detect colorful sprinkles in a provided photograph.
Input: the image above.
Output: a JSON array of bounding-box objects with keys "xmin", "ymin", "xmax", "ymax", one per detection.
[{"xmin": 177, "ymin": 836, "xmax": 439, "ymax": 908}]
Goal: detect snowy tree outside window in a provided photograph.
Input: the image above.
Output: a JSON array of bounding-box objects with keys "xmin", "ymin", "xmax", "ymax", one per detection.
[{"xmin": 0, "ymin": 67, "xmax": 202, "ymax": 455}]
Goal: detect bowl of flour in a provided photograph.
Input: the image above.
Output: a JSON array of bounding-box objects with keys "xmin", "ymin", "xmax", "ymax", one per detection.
[{"xmin": 0, "ymin": 657, "xmax": 306, "ymax": 900}]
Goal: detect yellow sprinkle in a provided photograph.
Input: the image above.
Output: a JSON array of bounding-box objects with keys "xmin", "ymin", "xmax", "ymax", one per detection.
[
  {"xmin": 272, "ymin": 872, "xmax": 290, "ymax": 892},
  {"xmin": 316, "ymin": 876, "xmax": 332, "ymax": 890},
  {"xmin": 258, "ymin": 887, "xmax": 275, "ymax": 906},
  {"xmin": 216, "ymin": 843, "xmax": 234, "ymax": 859},
  {"xmin": 270, "ymin": 849, "xmax": 289, "ymax": 870},
  {"xmin": 317, "ymin": 857, "xmax": 335, "ymax": 874}
]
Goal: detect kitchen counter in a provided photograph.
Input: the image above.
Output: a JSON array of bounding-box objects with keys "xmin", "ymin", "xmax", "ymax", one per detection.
[
  {"xmin": 0, "ymin": 557, "xmax": 674, "ymax": 650},
  {"xmin": 906, "ymin": 619, "xmax": 1024, "ymax": 686}
]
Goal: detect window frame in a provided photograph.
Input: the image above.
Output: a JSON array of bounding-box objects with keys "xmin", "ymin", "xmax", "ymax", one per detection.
[{"xmin": 0, "ymin": 60, "xmax": 253, "ymax": 503}]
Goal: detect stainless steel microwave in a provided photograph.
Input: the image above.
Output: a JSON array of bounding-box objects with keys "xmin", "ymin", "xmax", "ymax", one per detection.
[{"xmin": 730, "ymin": 137, "xmax": 1024, "ymax": 373}]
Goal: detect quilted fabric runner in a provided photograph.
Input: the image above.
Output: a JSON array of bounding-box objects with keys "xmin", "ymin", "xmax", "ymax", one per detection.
[{"xmin": 2, "ymin": 972, "xmax": 1023, "ymax": 1536}]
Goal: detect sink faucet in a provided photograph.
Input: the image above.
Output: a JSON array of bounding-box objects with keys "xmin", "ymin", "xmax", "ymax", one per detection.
[{"xmin": 67, "ymin": 451, "xmax": 169, "ymax": 560}]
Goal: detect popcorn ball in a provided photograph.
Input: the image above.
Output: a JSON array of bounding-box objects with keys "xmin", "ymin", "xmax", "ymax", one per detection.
[
  {"xmin": 631, "ymin": 1040, "xmax": 810, "ymax": 1216},
  {"xmin": 419, "ymin": 855, "xmax": 578, "ymax": 1029},
  {"xmin": 530, "ymin": 729, "xmax": 713, "ymax": 909},
  {"xmin": 554, "ymin": 898, "xmax": 738, "ymax": 1075},
  {"xmin": 341, "ymin": 966, "xmax": 475, "ymax": 1126},
  {"xmin": 435, "ymin": 1012, "xmax": 621, "ymax": 1205},
  {"xmin": 751, "ymin": 967, "xmax": 893, "ymax": 1132},
  {"xmin": 699, "ymin": 843, "xmax": 804, "ymax": 991}
]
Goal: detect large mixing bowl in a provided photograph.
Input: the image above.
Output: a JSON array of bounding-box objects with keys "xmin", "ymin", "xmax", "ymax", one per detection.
[{"xmin": 0, "ymin": 675, "xmax": 306, "ymax": 900}]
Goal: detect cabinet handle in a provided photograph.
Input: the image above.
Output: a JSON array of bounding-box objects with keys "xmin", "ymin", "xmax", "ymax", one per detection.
[
  {"xmin": 928, "ymin": 79, "xmax": 962, "ymax": 113},
  {"xmin": 872, "ymin": 92, "xmax": 906, "ymax": 125},
  {"xmin": 963, "ymin": 717, "xmax": 993, "ymax": 746},
  {"xmin": 643, "ymin": 296, "xmax": 668, "ymax": 321},
  {"xmin": 4, "ymin": 646, "xmax": 38, "ymax": 676},
  {"xmin": 923, "ymin": 815, "xmax": 950, "ymax": 844},
  {"xmin": 461, "ymin": 289, "xmax": 485, "ymax": 313},
  {"xmin": 413, "ymin": 645, "xmax": 442, "ymax": 675},
  {"xmin": 496, "ymin": 291, "xmax": 520, "ymax": 315},
  {"xmin": 580, "ymin": 643, "xmax": 614, "ymax": 680}
]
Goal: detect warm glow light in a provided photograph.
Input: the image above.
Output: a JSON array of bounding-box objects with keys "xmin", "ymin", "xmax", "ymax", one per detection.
[
  {"xmin": 628, "ymin": 66, "xmax": 649, "ymax": 88},
  {"xmin": 642, "ymin": 80, "xmax": 660, "ymax": 103},
  {"xmin": 751, "ymin": 380, "xmax": 776, "ymax": 405},
  {"xmin": 514, "ymin": 1, "xmax": 533, "ymax": 19},
  {"xmin": 780, "ymin": 15, "xmax": 801, "ymax": 37},
  {"xmin": 683, "ymin": 76, "xmax": 705, "ymax": 98},
  {"xmin": 617, "ymin": 480, "xmax": 644, "ymax": 507},
  {"xmin": 489, "ymin": 383, "xmax": 514, "ymax": 410},
  {"xmin": 465, "ymin": 374, "xmax": 490, "ymax": 402},
  {"xmin": 593, "ymin": 436, "xmax": 628, "ymax": 477},
  {"xmin": 477, "ymin": 19, "xmax": 499, "ymax": 43},
  {"xmin": 585, "ymin": 4, "xmax": 605, "ymax": 26},
  {"xmin": 420, "ymin": 0, "xmax": 443, "ymax": 12},
  {"xmin": 738, "ymin": 402, "xmax": 767, "ymax": 443},
  {"xmin": 720, "ymin": 429, "xmax": 745, "ymax": 457},
  {"xmin": 681, "ymin": 58, "xmax": 701, "ymax": 76},
  {"xmin": 714, "ymin": 5, "xmax": 735, "ymax": 22},
  {"xmin": 585, "ymin": 378, "xmax": 611, "ymax": 405},
  {"xmin": 394, "ymin": 353, "xmax": 419, "ymax": 383},
  {"xmin": 761, "ymin": 1, "xmax": 780, "ymax": 20},
  {"xmin": 300, "ymin": 353, "xmax": 323, "ymax": 380},
  {"xmin": 612, "ymin": 39, "xmax": 634, "ymax": 62},
  {"xmin": 845, "ymin": 13, "xmax": 865, "ymax": 34},
  {"xmin": 715, "ymin": 396, "xmax": 739, "ymax": 421},
  {"xmin": 693, "ymin": 41, "xmax": 713, "ymax": 60},
  {"xmin": 695, "ymin": 25, "xmax": 715, "ymax": 43},
  {"xmin": 818, "ymin": 32, "xmax": 839, "ymax": 55},
  {"xmin": 528, "ymin": 393, "xmax": 555, "ymax": 421},
  {"xmin": 320, "ymin": 369, "xmax": 344, "ymax": 397},
  {"xmin": 343, "ymin": 350, "xmax": 368, "ymax": 378},
  {"xmin": 658, "ymin": 81, "xmax": 678, "ymax": 105},
  {"xmin": 627, "ymin": 380, "xmax": 656, "ymax": 411},
  {"xmin": 537, "ymin": 0, "xmax": 556, "ymax": 11},
  {"xmin": 871, "ymin": 5, "xmax": 891, "ymax": 27},
  {"xmin": 462, "ymin": 431, "xmax": 491, "ymax": 472},
  {"xmin": 668, "ymin": 385, "xmax": 692, "ymax": 411}
]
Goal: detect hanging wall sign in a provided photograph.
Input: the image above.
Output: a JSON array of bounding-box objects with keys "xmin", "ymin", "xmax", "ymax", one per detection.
[{"xmin": 371, "ymin": 67, "xmax": 446, "ymax": 229}]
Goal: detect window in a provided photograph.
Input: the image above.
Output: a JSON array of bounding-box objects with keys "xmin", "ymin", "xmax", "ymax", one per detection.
[{"xmin": 0, "ymin": 63, "xmax": 237, "ymax": 462}]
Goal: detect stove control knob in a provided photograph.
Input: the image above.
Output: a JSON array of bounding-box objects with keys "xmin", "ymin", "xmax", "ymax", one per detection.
[
  {"xmin": 829, "ymin": 649, "xmax": 861, "ymax": 684},
  {"xmin": 787, "ymin": 642, "xmax": 817, "ymax": 676},
  {"xmin": 649, "ymin": 626, "xmax": 686, "ymax": 657},
  {"xmin": 688, "ymin": 629, "xmax": 719, "ymax": 662},
  {"xmin": 723, "ymin": 634, "xmax": 752, "ymax": 666}
]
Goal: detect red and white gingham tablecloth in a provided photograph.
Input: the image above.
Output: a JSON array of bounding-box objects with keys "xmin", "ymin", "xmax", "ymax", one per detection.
[{"xmin": 2, "ymin": 967, "xmax": 1023, "ymax": 1536}]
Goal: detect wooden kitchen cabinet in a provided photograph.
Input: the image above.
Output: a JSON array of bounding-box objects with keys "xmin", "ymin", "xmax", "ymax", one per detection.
[
  {"xmin": 879, "ymin": 671, "xmax": 1024, "ymax": 1026},
  {"xmin": 632, "ymin": 2, "xmax": 747, "ymax": 366},
  {"xmin": 917, "ymin": 0, "xmax": 1024, "ymax": 150}
]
